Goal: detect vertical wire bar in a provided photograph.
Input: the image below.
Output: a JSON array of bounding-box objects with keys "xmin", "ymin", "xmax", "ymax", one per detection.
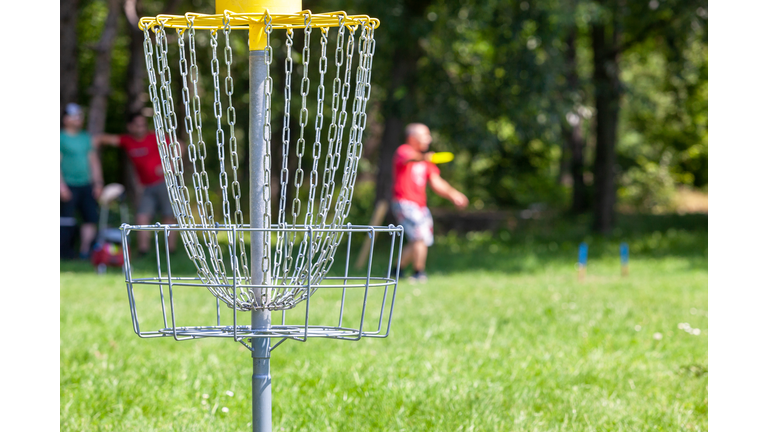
[
  {"xmin": 216, "ymin": 296, "xmax": 221, "ymax": 327},
  {"xmin": 373, "ymin": 229, "xmax": 397, "ymax": 334},
  {"xmin": 122, "ymin": 228, "xmax": 141, "ymax": 335},
  {"xmin": 382, "ymin": 228, "xmax": 405, "ymax": 337},
  {"xmin": 338, "ymin": 223, "xmax": 352, "ymax": 328},
  {"xmin": 164, "ymin": 225, "xmax": 179, "ymax": 340},
  {"xmin": 232, "ymin": 225, "xmax": 238, "ymax": 342},
  {"xmin": 155, "ymin": 228, "xmax": 168, "ymax": 329},
  {"xmin": 355, "ymin": 227, "xmax": 375, "ymax": 340},
  {"xmin": 303, "ymin": 226, "xmax": 313, "ymax": 342}
]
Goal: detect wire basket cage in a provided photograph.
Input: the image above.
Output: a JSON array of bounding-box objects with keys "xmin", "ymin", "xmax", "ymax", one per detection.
[{"xmin": 121, "ymin": 222, "xmax": 403, "ymax": 346}]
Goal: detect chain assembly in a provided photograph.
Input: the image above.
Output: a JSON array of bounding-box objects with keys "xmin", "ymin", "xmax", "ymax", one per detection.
[{"xmin": 140, "ymin": 13, "xmax": 379, "ymax": 311}]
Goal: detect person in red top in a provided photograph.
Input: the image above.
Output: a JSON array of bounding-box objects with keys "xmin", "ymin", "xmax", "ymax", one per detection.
[
  {"xmin": 97, "ymin": 113, "xmax": 178, "ymax": 255},
  {"xmin": 391, "ymin": 123, "xmax": 468, "ymax": 282}
]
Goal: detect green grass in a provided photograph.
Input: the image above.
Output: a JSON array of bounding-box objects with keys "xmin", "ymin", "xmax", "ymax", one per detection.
[{"xmin": 60, "ymin": 214, "xmax": 707, "ymax": 431}]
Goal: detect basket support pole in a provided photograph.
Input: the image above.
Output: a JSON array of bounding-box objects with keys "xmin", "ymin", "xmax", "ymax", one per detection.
[{"xmin": 249, "ymin": 49, "xmax": 272, "ymax": 432}]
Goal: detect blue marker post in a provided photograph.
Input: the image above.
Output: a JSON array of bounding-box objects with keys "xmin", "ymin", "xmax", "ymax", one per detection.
[
  {"xmin": 620, "ymin": 242, "xmax": 629, "ymax": 277},
  {"xmin": 578, "ymin": 242, "xmax": 588, "ymax": 281}
]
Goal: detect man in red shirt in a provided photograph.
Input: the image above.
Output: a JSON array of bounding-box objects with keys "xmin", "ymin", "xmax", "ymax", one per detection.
[
  {"xmin": 391, "ymin": 123, "xmax": 468, "ymax": 282},
  {"xmin": 98, "ymin": 113, "xmax": 178, "ymax": 255}
]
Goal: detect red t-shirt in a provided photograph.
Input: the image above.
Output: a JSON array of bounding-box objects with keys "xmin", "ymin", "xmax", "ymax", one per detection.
[
  {"xmin": 119, "ymin": 133, "xmax": 164, "ymax": 186},
  {"xmin": 391, "ymin": 144, "xmax": 440, "ymax": 207}
]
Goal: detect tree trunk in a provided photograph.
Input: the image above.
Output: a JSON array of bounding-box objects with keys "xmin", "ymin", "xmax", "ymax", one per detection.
[
  {"xmin": 87, "ymin": 0, "xmax": 123, "ymax": 137},
  {"xmin": 60, "ymin": 0, "xmax": 81, "ymax": 121},
  {"xmin": 590, "ymin": 17, "xmax": 621, "ymax": 234},
  {"xmin": 567, "ymin": 114, "xmax": 587, "ymax": 213},
  {"xmin": 563, "ymin": 29, "xmax": 588, "ymax": 214}
]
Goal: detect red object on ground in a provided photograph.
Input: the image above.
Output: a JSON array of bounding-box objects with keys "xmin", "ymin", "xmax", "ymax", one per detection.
[{"xmin": 91, "ymin": 242, "xmax": 125, "ymax": 268}]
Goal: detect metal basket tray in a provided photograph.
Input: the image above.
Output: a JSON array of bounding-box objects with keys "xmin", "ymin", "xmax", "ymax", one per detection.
[{"xmin": 120, "ymin": 223, "xmax": 403, "ymax": 350}]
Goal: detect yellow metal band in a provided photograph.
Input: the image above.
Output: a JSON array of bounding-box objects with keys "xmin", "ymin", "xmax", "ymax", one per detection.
[
  {"xmin": 216, "ymin": 0, "xmax": 301, "ymax": 49},
  {"xmin": 215, "ymin": 0, "xmax": 301, "ymax": 15},
  {"xmin": 139, "ymin": 10, "xmax": 380, "ymax": 50}
]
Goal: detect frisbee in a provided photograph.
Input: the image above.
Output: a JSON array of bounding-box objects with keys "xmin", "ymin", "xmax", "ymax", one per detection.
[{"xmin": 430, "ymin": 152, "xmax": 454, "ymax": 164}]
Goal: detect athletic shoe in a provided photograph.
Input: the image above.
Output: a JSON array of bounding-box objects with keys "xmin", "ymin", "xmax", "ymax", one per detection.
[
  {"xmin": 388, "ymin": 266, "xmax": 405, "ymax": 279},
  {"xmin": 409, "ymin": 270, "xmax": 428, "ymax": 284}
]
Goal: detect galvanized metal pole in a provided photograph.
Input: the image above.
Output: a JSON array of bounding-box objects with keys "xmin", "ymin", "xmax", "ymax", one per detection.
[{"xmin": 249, "ymin": 49, "xmax": 272, "ymax": 432}]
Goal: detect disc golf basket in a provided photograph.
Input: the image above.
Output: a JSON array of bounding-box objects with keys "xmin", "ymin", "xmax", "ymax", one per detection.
[{"xmin": 119, "ymin": 2, "xmax": 403, "ymax": 430}]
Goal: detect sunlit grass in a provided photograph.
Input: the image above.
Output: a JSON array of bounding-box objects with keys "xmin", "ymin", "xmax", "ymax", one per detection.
[{"xmin": 60, "ymin": 215, "xmax": 707, "ymax": 431}]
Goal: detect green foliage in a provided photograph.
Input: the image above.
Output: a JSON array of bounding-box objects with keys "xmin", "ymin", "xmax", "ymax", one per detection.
[
  {"xmin": 619, "ymin": 35, "xmax": 708, "ymax": 192},
  {"xmin": 70, "ymin": 0, "xmax": 707, "ymax": 218},
  {"xmin": 618, "ymin": 152, "xmax": 678, "ymax": 213}
]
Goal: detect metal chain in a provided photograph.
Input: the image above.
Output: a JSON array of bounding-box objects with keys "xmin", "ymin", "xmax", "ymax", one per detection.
[
  {"xmin": 183, "ymin": 18, "xmax": 219, "ymax": 278},
  {"xmin": 338, "ymin": 23, "xmax": 376, "ymax": 222},
  {"xmin": 338, "ymin": 22, "xmax": 375, "ymax": 221},
  {"xmin": 314, "ymin": 22, "xmax": 345, "ymax": 228},
  {"xmin": 284, "ymin": 13, "xmax": 312, "ymax": 285},
  {"xmin": 312, "ymin": 22, "xmax": 376, "ymax": 282},
  {"xmin": 291, "ymin": 24, "xmax": 328, "ymax": 284},
  {"xmin": 261, "ymin": 14, "xmax": 274, "ymax": 304},
  {"xmin": 222, "ymin": 15, "xmax": 251, "ymax": 291},
  {"xmin": 177, "ymin": 23, "xmax": 235, "ymax": 303},
  {"xmin": 155, "ymin": 24, "xmax": 191, "ymax": 243},
  {"xmin": 208, "ymin": 28, "xmax": 232, "ymax": 288},
  {"xmin": 272, "ymin": 27, "xmax": 293, "ymax": 285},
  {"xmin": 316, "ymin": 20, "xmax": 355, "ymax": 228},
  {"xmin": 147, "ymin": 24, "xmax": 235, "ymax": 306},
  {"xmin": 184, "ymin": 18, "xmax": 234, "ymax": 304},
  {"xmin": 303, "ymin": 23, "xmax": 357, "ymax": 287},
  {"xmin": 176, "ymin": 24, "xmax": 220, "ymax": 289}
]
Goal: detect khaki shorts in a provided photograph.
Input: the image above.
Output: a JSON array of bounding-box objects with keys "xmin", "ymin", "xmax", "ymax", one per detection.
[{"xmin": 138, "ymin": 181, "xmax": 174, "ymax": 218}]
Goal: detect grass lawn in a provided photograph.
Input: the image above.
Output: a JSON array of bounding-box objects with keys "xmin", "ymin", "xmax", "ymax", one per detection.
[{"xmin": 60, "ymin": 213, "xmax": 707, "ymax": 431}]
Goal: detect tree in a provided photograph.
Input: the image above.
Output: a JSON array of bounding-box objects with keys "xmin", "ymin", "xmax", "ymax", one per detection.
[
  {"xmin": 61, "ymin": 0, "xmax": 81, "ymax": 120},
  {"xmin": 588, "ymin": 0, "xmax": 706, "ymax": 232},
  {"xmin": 86, "ymin": 0, "xmax": 123, "ymax": 138}
]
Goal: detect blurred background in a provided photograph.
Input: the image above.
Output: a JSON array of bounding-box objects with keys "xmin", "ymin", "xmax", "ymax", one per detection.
[{"xmin": 60, "ymin": 0, "xmax": 707, "ymax": 236}]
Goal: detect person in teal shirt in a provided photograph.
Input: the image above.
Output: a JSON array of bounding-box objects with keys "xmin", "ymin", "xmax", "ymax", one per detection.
[{"xmin": 60, "ymin": 103, "xmax": 103, "ymax": 259}]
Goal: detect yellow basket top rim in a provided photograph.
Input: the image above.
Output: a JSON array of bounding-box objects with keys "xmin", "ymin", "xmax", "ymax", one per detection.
[{"xmin": 138, "ymin": 10, "xmax": 380, "ymax": 31}]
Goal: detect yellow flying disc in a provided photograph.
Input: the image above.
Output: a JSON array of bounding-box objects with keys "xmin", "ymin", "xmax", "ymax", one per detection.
[{"xmin": 430, "ymin": 152, "xmax": 454, "ymax": 164}]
